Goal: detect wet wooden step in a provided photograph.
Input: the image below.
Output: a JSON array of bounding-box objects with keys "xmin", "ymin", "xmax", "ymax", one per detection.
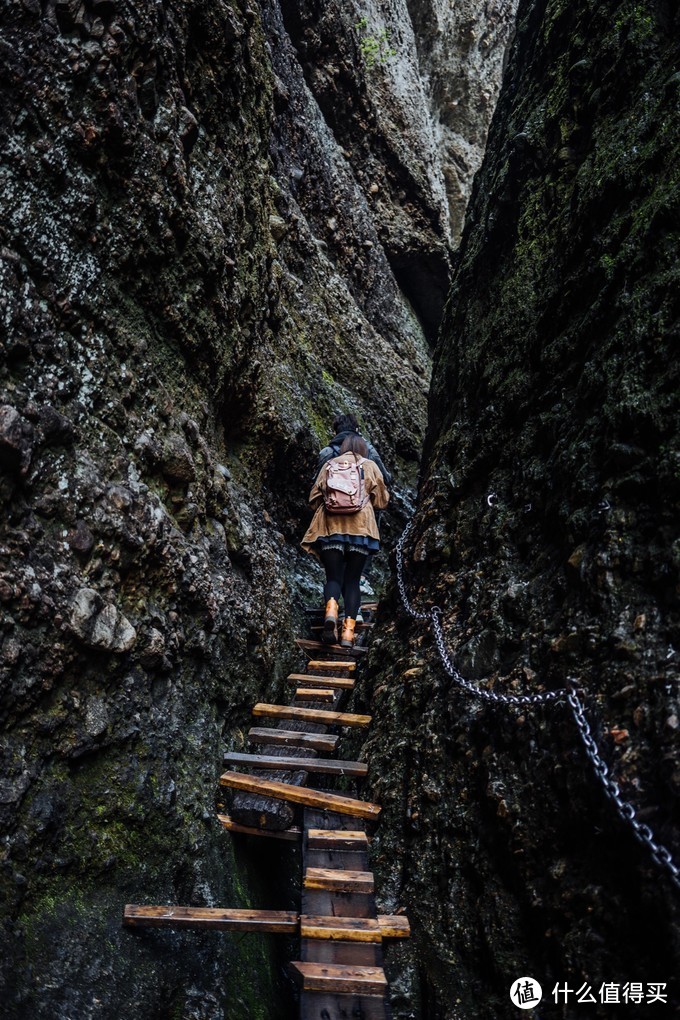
[
  {"xmin": 304, "ymin": 867, "xmax": 374, "ymax": 894},
  {"xmin": 300, "ymin": 914, "xmax": 410, "ymax": 942},
  {"xmin": 296, "ymin": 639, "xmax": 367, "ymax": 658},
  {"xmin": 123, "ymin": 905, "xmax": 298, "ymax": 932},
  {"xmin": 301, "ymin": 915, "xmax": 382, "ymax": 943},
  {"xmin": 220, "ymin": 773, "xmax": 381, "ymax": 820},
  {"xmin": 247, "ymin": 727, "xmax": 339, "ymax": 753},
  {"xmin": 377, "ymin": 915, "xmax": 411, "ymax": 938},
  {"xmin": 287, "ymin": 673, "xmax": 355, "ymax": 690},
  {"xmin": 307, "ymin": 829, "xmax": 369, "ymax": 850},
  {"xmin": 291, "ymin": 961, "xmax": 387, "ymax": 997},
  {"xmin": 224, "ymin": 753, "xmax": 368, "ymax": 778},
  {"xmin": 217, "ymin": 813, "xmax": 301, "ymax": 841},
  {"xmin": 253, "ymin": 704, "xmax": 371, "ymax": 729},
  {"xmin": 294, "ymin": 688, "xmax": 335, "ymax": 702}
]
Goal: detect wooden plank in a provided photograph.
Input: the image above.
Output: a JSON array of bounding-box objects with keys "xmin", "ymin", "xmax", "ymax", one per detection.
[
  {"xmin": 123, "ymin": 905, "xmax": 298, "ymax": 932},
  {"xmin": 296, "ymin": 639, "xmax": 367, "ymax": 658},
  {"xmin": 220, "ymin": 773, "xmax": 381, "ymax": 821},
  {"xmin": 253, "ymin": 704, "xmax": 371, "ymax": 729},
  {"xmin": 287, "ymin": 673, "xmax": 355, "ymax": 690},
  {"xmin": 224, "ymin": 753, "xmax": 368, "ymax": 778},
  {"xmin": 291, "ymin": 962, "xmax": 387, "ymax": 996},
  {"xmin": 308, "ymin": 829, "xmax": 369, "ymax": 849},
  {"xmin": 300, "ymin": 916, "xmax": 382, "ymax": 943},
  {"xmin": 217, "ymin": 812, "xmax": 301, "ymax": 841},
  {"xmin": 300, "ymin": 808, "xmax": 390, "ymax": 1018},
  {"xmin": 302, "ymin": 817, "xmax": 373, "ymax": 926},
  {"xmin": 299, "ymin": 915, "xmax": 409, "ymax": 942},
  {"xmin": 247, "ymin": 728, "xmax": 339, "ymax": 753},
  {"xmin": 304, "ymin": 868, "xmax": 375, "ymax": 894},
  {"xmin": 230, "ymin": 723, "xmax": 323, "ymax": 831},
  {"xmin": 377, "ymin": 915, "xmax": 411, "ymax": 938},
  {"xmin": 295, "ymin": 688, "xmax": 335, "ymax": 702},
  {"xmin": 306, "ymin": 660, "xmax": 356, "ymax": 673}
]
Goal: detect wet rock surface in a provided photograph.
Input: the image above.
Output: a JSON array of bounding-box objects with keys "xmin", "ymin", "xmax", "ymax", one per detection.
[{"xmin": 365, "ymin": 1, "xmax": 680, "ymax": 1017}]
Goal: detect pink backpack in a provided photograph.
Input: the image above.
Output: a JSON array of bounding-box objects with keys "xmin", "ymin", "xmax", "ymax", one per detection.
[{"xmin": 323, "ymin": 454, "xmax": 369, "ymax": 514}]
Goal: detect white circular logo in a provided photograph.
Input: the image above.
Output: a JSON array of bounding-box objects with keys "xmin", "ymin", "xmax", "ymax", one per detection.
[{"xmin": 510, "ymin": 977, "xmax": 543, "ymax": 1009}]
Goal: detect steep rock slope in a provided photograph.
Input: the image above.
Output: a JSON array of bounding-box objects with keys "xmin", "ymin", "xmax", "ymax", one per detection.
[
  {"xmin": 364, "ymin": 0, "xmax": 680, "ymax": 1016},
  {"xmin": 0, "ymin": 0, "xmax": 513, "ymax": 1016},
  {"xmin": 406, "ymin": 0, "xmax": 518, "ymax": 241}
]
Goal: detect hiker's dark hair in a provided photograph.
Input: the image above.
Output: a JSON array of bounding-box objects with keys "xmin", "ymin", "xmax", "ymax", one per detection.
[
  {"xmin": 339, "ymin": 434, "xmax": 369, "ymax": 458},
  {"xmin": 332, "ymin": 413, "xmax": 360, "ymax": 434}
]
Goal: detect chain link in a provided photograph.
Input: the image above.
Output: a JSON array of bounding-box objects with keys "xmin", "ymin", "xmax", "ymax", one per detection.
[
  {"xmin": 395, "ymin": 521, "xmax": 431, "ymax": 621},
  {"xmin": 566, "ymin": 686, "xmax": 680, "ymax": 890},
  {"xmin": 395, "ymin": 518, "xmax": 680, "ymax": 891}
]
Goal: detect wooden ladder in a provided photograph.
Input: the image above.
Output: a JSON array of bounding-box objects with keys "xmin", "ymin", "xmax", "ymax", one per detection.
[{"xmin": 122, "ymin": 598, "xmax": 408, "ymax": 1018}]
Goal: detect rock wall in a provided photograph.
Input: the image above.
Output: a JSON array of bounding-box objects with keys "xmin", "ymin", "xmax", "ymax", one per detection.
[
  {"xmin": 0, "ymin": 0, "xmax": 513, "ymax": 1016},
  {"xmin": 406, "ymin": 0, "xmax": 518, "ymax": 242},
  {"xmin": 365, "ymin": 0, "xmax": 680, "ymax": 1016}
]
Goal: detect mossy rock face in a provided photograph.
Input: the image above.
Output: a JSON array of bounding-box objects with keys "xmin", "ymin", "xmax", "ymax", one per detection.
[{"xmin": 364, "ymin": 1, "xmax": 680, "ymax": 1017}]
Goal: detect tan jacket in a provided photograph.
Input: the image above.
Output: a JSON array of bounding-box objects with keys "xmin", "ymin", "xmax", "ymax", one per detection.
[{"xmin": 301, "ymin": 457, "xmax": 390, "ymax": 556}]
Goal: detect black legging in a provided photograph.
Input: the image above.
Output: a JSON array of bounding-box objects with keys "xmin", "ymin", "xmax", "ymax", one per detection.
[{"xmin": 320, "ymin": 548, "xmax": 367, "ymax": 619}]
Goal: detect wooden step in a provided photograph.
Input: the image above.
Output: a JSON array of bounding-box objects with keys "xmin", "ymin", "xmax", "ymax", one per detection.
[
  {"xmin": 287, "ymin": 673, "xmax": 355, "ymax": 690},
  {"xmin": 297, "ymin": 638, "xmax": 367, "ymax": 657},
  {"xmin": 253, "ymin": 704, "xmax": 371, "ymax": 729},
  {"xmin": 306, "ymin": 660, "xmax": 356, "ymax": 673},
  {"xmin": 123, "ymin": 905, "xmax": 297, "ymax": 932},
  {"xmin": 377, "ymin": 915, "xmax": 411, "ymax": 938},
  {"xmin": 290, "ymin": 961, "xmax": 387, "ymax": 996},
  {"xmin": 304, "ymin": 867, "xmax": 374, "ymax": 893},
  {"xmin": 247, "ymin": 727, "xmax": 339, "ymax": 753},
  {"xmin": 301, "ymin": 915, "xmax": 382, "ymax": 943},
  {"xmin": 224, "ymin": 753, "xmax": 368, "ymax": 778},
  {"xmin": 300, "ymin": 914, "xmax": 410, "ymax": 942},
  {"xmin": 294, "ymin": 687, "xmax": 335, "ymax": 702},
  {"xmin": 217, "ymin": 812, "xmax": 301, "ymax": 841},
  {"xmin": 307, "ymin": 829, "xmax": 369, "ymax": 849},
  {"xmin": 220, "ymin": 773, "xmax": 380, "ymax": 821}
]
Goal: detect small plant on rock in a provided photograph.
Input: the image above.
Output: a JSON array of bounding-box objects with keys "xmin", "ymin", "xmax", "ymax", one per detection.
[{"xmin": 354, "ymin": 16, "xmax": 397, "ymax": 69}]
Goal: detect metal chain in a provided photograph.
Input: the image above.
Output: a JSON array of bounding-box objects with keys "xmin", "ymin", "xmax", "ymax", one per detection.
[
  {"xmin": 394, "ymin": 520, "xmax": 431, "ymax": 621},
  {"xmin": 396, "ymin": 522, "xmax": 566, "ymax": 705},
  {"xmin": 395, "ymin": 518, "xmax": 680, "ymax": 891},
  {"xmin": 566, "ymin": 685, "xmax": 680, "ymax": 890}
]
